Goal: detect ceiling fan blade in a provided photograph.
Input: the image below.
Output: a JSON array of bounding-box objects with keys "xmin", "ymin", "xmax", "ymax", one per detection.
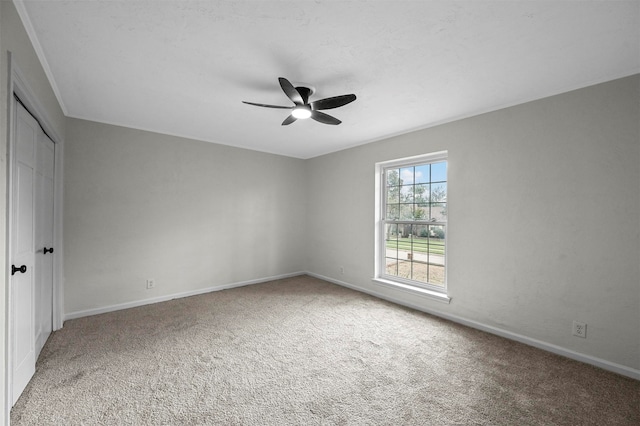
[
  {"xmin": 311, "ymin": 111, "xmax": 341, "ymax": 125},
  {"xmin": 310, "ymin": 94, "xmax": 357, "ymax": 111},
  {"xmin": 242, "ymin": 101, "xmax": 292, "ymax": 109},
  {"xmin": 279, "ymin": 77, "xmax": 304, "ymax": 105},
  {"xmin": 282, "ymin": 114, "xmax": 297, "ymax": 126}
]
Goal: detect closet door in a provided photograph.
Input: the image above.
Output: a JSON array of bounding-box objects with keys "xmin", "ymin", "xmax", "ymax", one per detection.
[
  {"xmin": 11, "ymin": 102, "xmax": 38, "ymax": 405},
  {"xmin": 35, "ymin": 129, "xmax": 55, "ymax": 355},
  {"xmin": 11, "ymin": 100, "xmax": 56, "ymax": 405}
]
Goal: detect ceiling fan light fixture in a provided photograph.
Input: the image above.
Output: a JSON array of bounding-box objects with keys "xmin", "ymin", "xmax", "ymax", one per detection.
[{"xmin": 292, "ymin": 105, "xmax": 312, "ymax": 119}]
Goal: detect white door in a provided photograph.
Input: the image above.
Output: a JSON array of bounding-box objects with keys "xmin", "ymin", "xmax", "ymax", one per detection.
[
  {"xmin": 11, "ymin": 102, "xmax": 38, "ymax": 405},
  {"xmin": 35, "ymin": 129, "xmax": 55, "ymax": 355}
]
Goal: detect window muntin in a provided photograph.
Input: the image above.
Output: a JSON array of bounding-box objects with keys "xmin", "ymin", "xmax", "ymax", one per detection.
[{"xmin": 380, "ymin": 155, "xmax": 447, "ymax": 291}]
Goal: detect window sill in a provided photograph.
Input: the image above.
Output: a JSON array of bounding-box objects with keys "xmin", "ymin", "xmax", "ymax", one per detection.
[{"xmin": 372, "ymin": 278, "xmax": 451, "ymax": 304}]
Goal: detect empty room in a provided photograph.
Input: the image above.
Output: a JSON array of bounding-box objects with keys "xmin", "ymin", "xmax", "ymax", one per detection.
[{"xmin": 1, "ymin": 1, "xmax": 639, "ymax": 425}]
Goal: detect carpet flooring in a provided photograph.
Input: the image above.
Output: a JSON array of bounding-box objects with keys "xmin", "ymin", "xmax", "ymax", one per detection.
[{"xmin": 11, "ymin": 275, "xmax": 640, "ymax": 425}]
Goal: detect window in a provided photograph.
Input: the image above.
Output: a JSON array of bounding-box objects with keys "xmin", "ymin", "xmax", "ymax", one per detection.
[{"xmin": 376, "ymin": 152, "xmax": 448, "ymax": 297}]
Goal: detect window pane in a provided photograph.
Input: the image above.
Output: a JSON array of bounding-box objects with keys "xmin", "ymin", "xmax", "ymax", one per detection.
[
  {"xmin": 385, "ymin": 259, "xmax": 398, "ymax": 276},
  {"xmin": 400, "ymin": 167, "xmax": 414, "ymax": 185},
  {"xmin": 430, "ymin": 203, "xmax": 447, "ymax": 222},
  {"xmin": 412, "ymin": 235, "xmax": 428, "ymax": 257},
  {"xmin": 428, "ymin": 225, "xmax": 446, "ymax": 248},
  {"xmin": 386, "ymin": 204, "xmax": 400, "ymax": 220},
  {"xmin": 411, "ymin": 261, "xmax": 428, "ymax": 283},
  {"xmin": 414, "ymin": 184, "xmax": 429, "ymax": 205},
  {"xmin": 396, "ymin": 260, "xmax": 412, "ymax": 280},
  {"xmin": 414, "ymin": 164, "xmax": 430, "ymax": 184},
  {"xmin": 386, "ymin": 169, "xmax": 401, "ymax": 187},
  {"xmin": 397, "ymin": 224, "xmax": 412, "ymax": 238},
  {"xmin": 427, "ymin": 225, "xmax": 445, "ymax": 286},
  {"xmin": 387, "ymin": 186, "xmax": 399, "ymax": 204},
  {"xmin": 413, "ymin": 206, "xmax": 428, "ymax": 220},
  {"xmin": 430, "ymin": 182, "xmax": 446, "ymax": 203},
  {"xmin": 400, "ymin": 185, "xmax": 413, "ymax": 203},
  {"xmin": 414, "ymin": 224, "xmax": 428, "ymax": 238},
  {"xmin": 428, "ymin": 265, "xmax": 445, "ymax": 285},
  {"xmin": 425, "ymin": 225, "xmax": 445, "ymax": 284},
  {"xmin": 431, "ymin": 162, "xmax": 447, "ymax": 182},
  {"xmin": 384, "ymin": 224, "xmax": 399, "ymax": 258},
  {"xmin": 399, "ymin": 204, "xmax": 413, "ymax": 220}
]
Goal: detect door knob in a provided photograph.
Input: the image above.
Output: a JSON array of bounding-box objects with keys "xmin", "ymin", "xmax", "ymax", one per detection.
[
  {"xmin": 11, "ymin": 265, "xmax": 27, "ymax": 275},
  {"xmin": 44, "ymin": 247, "xmax": 54, "ymax": 254}
]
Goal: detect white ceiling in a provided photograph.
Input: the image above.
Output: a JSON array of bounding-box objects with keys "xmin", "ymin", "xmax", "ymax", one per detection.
[{"xmin": 15, "ymin": 1, "xmax": 640, "ymax": 159}]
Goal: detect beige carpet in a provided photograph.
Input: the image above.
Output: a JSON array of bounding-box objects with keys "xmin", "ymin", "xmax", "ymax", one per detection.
[{"xmin": 11, "ymin": 275, "xmax": 640, "ymax": 425}]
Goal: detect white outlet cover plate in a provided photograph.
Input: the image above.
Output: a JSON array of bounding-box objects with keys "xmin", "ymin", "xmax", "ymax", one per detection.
[{"xmin": 572, "ymin": 321, "xmax": 587, "ymax": 338}]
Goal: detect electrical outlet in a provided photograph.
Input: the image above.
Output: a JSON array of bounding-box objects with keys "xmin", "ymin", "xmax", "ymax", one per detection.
[
  {"xmin": 339, "ymin": 266, "xmax": 344, "ymax": 275},
  {"xmin": 572, "ymin": 321, "xmax": 587, "ymax": 338},
  {"xmin": 146, "ymin": 279, "xmax": 156, "ymax": 289}
]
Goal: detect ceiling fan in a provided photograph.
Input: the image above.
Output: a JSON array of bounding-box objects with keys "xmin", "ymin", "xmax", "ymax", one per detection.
[{"xmin": 243, "ymin": 77, "xmax": 356, "ymax": 126}]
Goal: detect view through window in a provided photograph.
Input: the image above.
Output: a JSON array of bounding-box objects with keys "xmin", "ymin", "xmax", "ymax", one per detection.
[{"xmin": 380, "ymin": 153, "xmax": 447, "ymax": 291}]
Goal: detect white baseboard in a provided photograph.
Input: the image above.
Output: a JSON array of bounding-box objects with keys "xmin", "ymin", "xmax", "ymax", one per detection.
[
  {"xmin": 306, "ymin": 272, "xmax": 640, "ymax": 381},
  {"xmin": 64, "ymin": 271, "xmax": 306, "ymax": 321}
]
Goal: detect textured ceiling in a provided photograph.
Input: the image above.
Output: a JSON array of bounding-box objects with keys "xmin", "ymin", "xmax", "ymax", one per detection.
[{"xmin": 15, "ymin": 1, "xmax": 640, "ymax": 159}]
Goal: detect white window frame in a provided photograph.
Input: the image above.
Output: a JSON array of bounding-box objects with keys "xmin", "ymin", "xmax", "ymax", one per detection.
[{"xmin": 374, "ymin": 151, "xmax": 450, "ymax": 303}]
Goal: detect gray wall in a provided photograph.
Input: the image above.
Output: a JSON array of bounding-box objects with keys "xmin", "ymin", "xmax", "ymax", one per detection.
[
  {"xmin": 306, "ymin": 75, "xmax": 640, "ymax": 371},
  {"xmin": 64, "ymin": 119, "xmax": 306, "ymax": 314},
  {"xmin": 1, "ymin": 1, "xmax": 67, "ymax": 420}
]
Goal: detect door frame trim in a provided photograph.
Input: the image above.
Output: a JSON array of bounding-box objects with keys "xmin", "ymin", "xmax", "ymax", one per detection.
[{"xmin": 5, "ymin": 51, "xmax": 64, "ymax": 415}]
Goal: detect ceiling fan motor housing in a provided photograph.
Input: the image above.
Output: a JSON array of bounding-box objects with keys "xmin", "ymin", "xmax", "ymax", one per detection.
[{"xmin": 293, "ymin": 85, "xmax": 315, "ymax": 104}]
